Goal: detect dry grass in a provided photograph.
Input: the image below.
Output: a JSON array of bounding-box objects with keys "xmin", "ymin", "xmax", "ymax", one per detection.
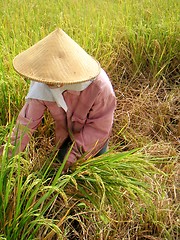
[
  {"xmin": 106, "ymin": 74, "xmax": 179, "ymax": 239},
  {"xmin": 111, "ymin": 79, "xmax": 180, "ymax": 155}
]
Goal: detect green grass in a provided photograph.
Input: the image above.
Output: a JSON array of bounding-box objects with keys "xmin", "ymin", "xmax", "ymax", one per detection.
[
  {"xmin": 0, "ymin": 138, "xmax": 172, "ymax": 239},
  {"xmin": 0, "ymin": 0, "xmax": 179, "ymax": 124},
  {"xmin": 0, "ymin": 0, "xmax": 179, "ymax": 239}
]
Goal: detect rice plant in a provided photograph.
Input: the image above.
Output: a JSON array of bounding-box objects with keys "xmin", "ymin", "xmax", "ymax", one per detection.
[
  {"xmin": 0, "ymin": 136, "xmax": 172, "ymax": 239},
  {"xmin": 0, "ymin": 0, "xmax": 179, "ymax": 239}
]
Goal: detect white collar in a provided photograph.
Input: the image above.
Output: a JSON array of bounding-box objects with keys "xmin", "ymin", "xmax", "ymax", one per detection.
[{"xmin": 25, "ymin": 80, "xmax": 93, "ymax": 112}]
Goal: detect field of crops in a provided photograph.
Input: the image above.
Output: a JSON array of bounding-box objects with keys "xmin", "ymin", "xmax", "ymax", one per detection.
[{"xmin": 0, "ymin": 0, "xmax": 179, "ymax": 239}]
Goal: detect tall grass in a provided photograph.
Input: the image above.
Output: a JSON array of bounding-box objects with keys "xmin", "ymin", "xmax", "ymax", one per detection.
[
  {"xmin": 0, "ymin": 0, "xmax": 179, "ymax": 124},
  {"xmin": 114, "ymin": 0, "xmax": 179, "ymax": 82},
  {"xmin": 0, "ymin": 0, "xmax": 179, "ymax": 239},
  {"xmin": 0, "ymin": 134, "xmax": 173, "ymax": 239}
]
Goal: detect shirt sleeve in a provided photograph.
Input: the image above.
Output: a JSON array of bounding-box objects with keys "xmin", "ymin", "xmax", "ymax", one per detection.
[
  {"xmin": 67, "ymin": 92, "xmax": 116, "ymax": 166},
  {"xmin": 11, "ymin": 99, "xmax": 46, "ymax": 152}
]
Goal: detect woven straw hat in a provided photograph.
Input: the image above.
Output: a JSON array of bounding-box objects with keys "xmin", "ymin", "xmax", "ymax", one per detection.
[{"xmin": 13, "ymin": 28, "xmax": 100, "ymax": 84}]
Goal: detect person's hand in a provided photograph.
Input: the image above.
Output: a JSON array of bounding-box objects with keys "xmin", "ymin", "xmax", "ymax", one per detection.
[{"xmin": 62, "ymin": 161, "xmax": 71, "ymax": 175}]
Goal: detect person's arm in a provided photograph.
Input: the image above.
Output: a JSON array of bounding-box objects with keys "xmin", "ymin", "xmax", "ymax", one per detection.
[
  {"xmin": 65, "ymin": 92, "xmax": 116, "ymax": 170},
  {"xmin": 9, "ymin": 99, "xmax": 46, "ymax": 153}
]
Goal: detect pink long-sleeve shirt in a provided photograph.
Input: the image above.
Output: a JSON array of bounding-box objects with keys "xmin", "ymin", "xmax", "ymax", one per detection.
[{"xmin": 11, "ymin": 69, "xmax": 116, "ymax": 166}]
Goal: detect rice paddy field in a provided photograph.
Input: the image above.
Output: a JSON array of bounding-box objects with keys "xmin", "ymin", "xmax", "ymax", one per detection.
[{"xmin": 0, "ymin": 0, "xmax": 179, "ymax": 239}]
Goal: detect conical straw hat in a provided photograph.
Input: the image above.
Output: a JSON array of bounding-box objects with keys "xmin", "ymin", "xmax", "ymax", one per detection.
[{"xmin": 13, "ymin": 28, "xmax": 100, "ymax": 84}]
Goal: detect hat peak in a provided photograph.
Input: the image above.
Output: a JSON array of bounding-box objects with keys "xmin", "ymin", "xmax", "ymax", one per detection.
[{"xmin": 13, "ymin": 28, "xmax": 100, "ymax": 84}]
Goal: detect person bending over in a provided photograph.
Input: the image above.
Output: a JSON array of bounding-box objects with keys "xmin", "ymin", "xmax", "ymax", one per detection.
[{"xmin": 0, "ymin": 28, "xmax": 116, "ymax": 172}]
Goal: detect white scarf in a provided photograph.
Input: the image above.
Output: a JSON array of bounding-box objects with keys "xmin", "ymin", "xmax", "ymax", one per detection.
[{"xmin": 25, "ymin": 80, "xmax": 93, "ymax": 112}]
